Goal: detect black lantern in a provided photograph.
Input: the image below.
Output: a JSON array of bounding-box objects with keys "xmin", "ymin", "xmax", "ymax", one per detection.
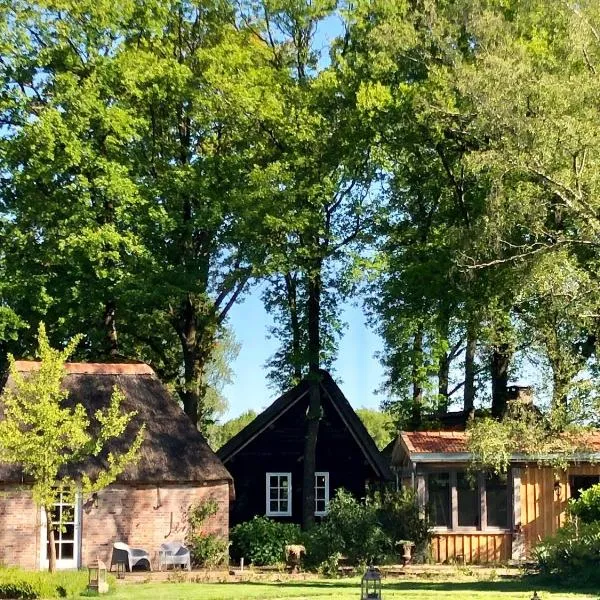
[{"xmin": 361, "ymin": 566, "xmax": 382, "ymax": 600}]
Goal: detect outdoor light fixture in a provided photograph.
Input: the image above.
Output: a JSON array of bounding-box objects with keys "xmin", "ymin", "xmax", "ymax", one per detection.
[
  {"xmin": 92, "ymin": 493, "xmax": 99, "ymax": 508},
  {"xmin": 360, "ymin": 566, "xmax": 382, "ymax": 600},
  {"xmin": 554, "ymin": 480, "xmax": 561, "ymax": 500},
  {"xmin": 87, "ymin": 558, "xmax": 109, "ymax": 594}
]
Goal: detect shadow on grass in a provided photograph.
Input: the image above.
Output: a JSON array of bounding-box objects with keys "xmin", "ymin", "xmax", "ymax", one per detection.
[{"xmin": 230, "ymin": 576, "xmax": 599, "ymax": 595}]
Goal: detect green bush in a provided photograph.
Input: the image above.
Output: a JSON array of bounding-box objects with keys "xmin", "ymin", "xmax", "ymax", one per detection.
[
  {"xmin": 0, "ymin": 568, "xmax": 91, "ymax": 599},
  {"xmin": 187, "ymin": 533, "xmax": 229, "ymax": 567},
  {"xmin": 230, "ymin": 516, "xmax": 303, "ymax": 566},
  {"xmin": 304, "ymin": 489, "xmax": 388, "ymax": 567},
  {"xmin": 569, "ymin": 483, "xmax": 600, "ymax": 523},
  {"xmin": 533, "ymin": 521, "xmax": 600, "ymax": 584},
  {"xmin": 186, "ymin": 498, "xmax": 229, "ymax": 567},
  {"xmin": 372, "ymin": 487, "xmax": 432, "ymax": 561}
]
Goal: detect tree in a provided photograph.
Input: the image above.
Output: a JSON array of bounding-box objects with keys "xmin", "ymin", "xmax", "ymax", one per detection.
[
  {"xmin": 356, "ymin": 408, "xmax": 395, "ymax": 450},
  {"xmin": 207, "ymin": 409, "xmax": 257, "ymax": 451},
  {"xmin": 0, "ymin": 0, "xmax": 277, "ymax": 431},
  {"xmin": 238, "ymin": 0, "xmax": 376, "ymax": 528},
  {"xmin": 0, "ymin": 324, "xmax": 144, "ymax": 572}
]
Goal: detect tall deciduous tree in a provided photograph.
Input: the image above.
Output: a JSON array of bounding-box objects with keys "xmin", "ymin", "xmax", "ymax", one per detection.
[
  {"xmin": 238, "ymin": 0, "xmax": 375, "ymax": 528},
  {"xmin": 0, "ymin": 324, "xmax": 144, "ymax": 572},
  {"xmin": 0, "ymin": 1, "xmax": 276, "ymax": 430}
]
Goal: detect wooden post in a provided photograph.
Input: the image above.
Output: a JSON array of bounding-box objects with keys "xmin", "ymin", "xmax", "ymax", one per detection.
[{"xmin": 511, "ymin": 468, "xmax": 524, "ymax": 561}]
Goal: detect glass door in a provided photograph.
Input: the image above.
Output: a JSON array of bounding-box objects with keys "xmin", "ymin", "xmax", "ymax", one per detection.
[{"xmin": 40, "ymin": 490, "xmax": 81, "ymax": 569}]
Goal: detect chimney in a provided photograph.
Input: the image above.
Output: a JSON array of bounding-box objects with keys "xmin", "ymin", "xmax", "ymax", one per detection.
[{"xmin": 506, "ymin": 385, "xmax": 533, "ymax": 405}]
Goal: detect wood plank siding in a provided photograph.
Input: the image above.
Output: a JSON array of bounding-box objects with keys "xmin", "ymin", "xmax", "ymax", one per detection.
[
  {"xmin": 520, "ymin": 464, "xmax": 600, "ymax": 554},
  {"xmin": 430, "ymin": 533, "xmax": 512, "ymax": 563}
]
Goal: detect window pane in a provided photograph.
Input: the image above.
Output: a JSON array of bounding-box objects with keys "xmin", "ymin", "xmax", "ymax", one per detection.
[
  {"xmin": 61, "ymin": 543, "xmax": 74, "ymax": 559},
  {"xmin": 457, "ymin": 472, "xmax": 479, "ymax": 527},
  {"xmin": 428, "ymin": 473, "xmax": 450, "ymax": 527},
  {"xmin": 486, "ymin": 474, "xmax": 508, "ymax": 528},
  {"xmin": 570, "ymin": 475, "xmax": 600, "ymax": 501},
  {"xmin": 316, "ymin": 475, "xmax": 325, "ymax": 487},
  {"xmin": 270, "ymin": 500, "xmax": 278, "ymax": 512},
  {"xmin": 280, "ymin": 476, "xmax": 288, "ymax": 486},
  {"xmin": 269, "ymin": 476, "xmax": 278, "ymax": 487},
  {"xmin": 280, "ymin": 487, "xmax": 288, "ymax": 500},
  {"xmin": 280, "ymin": 500, "xmax": 288, "ymax": 512}
]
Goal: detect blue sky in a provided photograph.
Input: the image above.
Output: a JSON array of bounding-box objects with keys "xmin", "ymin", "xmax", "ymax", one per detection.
[{"xmin": 222, "ymin": 291, "xmax": 387, "ymax": 419}]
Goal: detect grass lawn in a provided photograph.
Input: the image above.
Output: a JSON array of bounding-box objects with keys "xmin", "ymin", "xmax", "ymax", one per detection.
[{"xmin": 105, "ymin": 578, "xmax": 600, "ymax": 600}]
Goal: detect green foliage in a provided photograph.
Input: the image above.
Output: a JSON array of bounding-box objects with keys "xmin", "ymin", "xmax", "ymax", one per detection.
[
  {"xmin": 569, "ymin": 484, "xmax": 600, "ymax": 524},
  {"xmin": 186, "ymin": 499, "xmax": 229, "ymax": 568},
  {"xmin": 0, "ymin": 567, "xmax": 93, "ymax": 599},
  {"xmin": 467, "ymin": 402, "xmax": 584, "ymax": 474},
  {"xmin": 207, "ymin": 409, "xmax": 257, "ymax": 451},
  {"xmin": 230, "ymin": 517, "xmax": 303, "ymax": 566},
  {"xmin": 372, "ymin": 488, "xmax": 431, "ymax": 560},
  {"xmin": 533, "ymin": 521, "xmax": 600, "ymax": 585},
  {"xmin": 316, "ymin": 552, "xmax": 342, "ymax": 578},
  {"xmin": 304, "ymin": 489, "xmax": 388, "ymax": 566},
  {"xmin": 0, "ymin": 324, "xmax": 143, "ymax": 571},
  {"xmin": 356, "ymin": 408, "xmax": 395, "ymax": 450}
]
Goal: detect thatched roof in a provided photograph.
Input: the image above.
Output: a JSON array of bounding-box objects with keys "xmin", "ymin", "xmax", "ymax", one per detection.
[
  {"xmin": 0, "ymin": 361, "xmax": 232, "ymax": 485},
  {"xmin": 218, "ymin": 370, "xmax": 393, "ymax": 481}
]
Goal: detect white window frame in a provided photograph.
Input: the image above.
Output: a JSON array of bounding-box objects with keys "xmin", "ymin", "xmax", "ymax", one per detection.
[
  {"xmin": 39, "ymin": 489, "xmax": 82, "ymax": 570},
  {"xmin": 266, "ymin": 472, "xmax": 292, "ymax": 517},
  {"xmin": 314, "ymin": 472, "xmax": 330, "ymax": 516}
]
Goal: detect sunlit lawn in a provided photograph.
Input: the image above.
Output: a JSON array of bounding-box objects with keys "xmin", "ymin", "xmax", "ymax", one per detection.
[{"xmin": 103, "ymin": 577, "xmax": 600, "ymax": 600}]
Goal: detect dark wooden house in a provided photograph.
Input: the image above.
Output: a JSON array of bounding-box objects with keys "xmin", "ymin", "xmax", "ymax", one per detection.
[{"xmin": 217, "ymin": 371, "xmax": 392, "ymax": 526}]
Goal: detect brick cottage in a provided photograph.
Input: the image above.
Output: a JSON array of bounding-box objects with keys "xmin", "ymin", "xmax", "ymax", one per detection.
[{"xmin": 0, "ymin": 362, "xmax": 232, "ymax": 570}]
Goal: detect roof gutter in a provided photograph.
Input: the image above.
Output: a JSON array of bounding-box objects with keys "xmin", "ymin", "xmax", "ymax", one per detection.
[{"xmin": 409, "ymin": 451, "xmax": 600, "ymax": 463}]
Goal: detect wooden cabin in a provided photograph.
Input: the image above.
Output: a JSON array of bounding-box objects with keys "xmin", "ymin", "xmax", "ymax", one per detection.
[
  {"xmin": 218, "ymin": 371, "xmax": 393, "ymax": 527},
  {"xmin": 391, "ymin": 430, "xmax": 600, "ymax": 563}
]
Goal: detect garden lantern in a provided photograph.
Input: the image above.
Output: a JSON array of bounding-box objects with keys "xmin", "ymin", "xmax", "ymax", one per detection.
[
  {"xmin": 360, "ymin": 566, "xmax": 382, "ymax": 600},
  {"xmin": 87, "ymin": 558, "xmax": 109, "ymax": 594}
]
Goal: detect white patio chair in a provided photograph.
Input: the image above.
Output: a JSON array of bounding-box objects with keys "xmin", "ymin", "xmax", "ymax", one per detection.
[
  {"xmin": 158, "ymin": 541, "xmax": 191, "ymax": 571},
  {"xmin": 110, "ymin": 541, "xmax": 152, "ymax": 572}
]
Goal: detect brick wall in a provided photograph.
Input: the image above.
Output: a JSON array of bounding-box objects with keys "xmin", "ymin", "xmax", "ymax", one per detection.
[
  {"xmin": 0, "ymin": 481, "xmax": 230, "ymax": 570},
  {"xmin": 82, "ymin": 481, "xmax": 230, "ymax": 568},
  {"xmin": 0, "ymin": 486, "xmax": 40, "ymax": 570}
]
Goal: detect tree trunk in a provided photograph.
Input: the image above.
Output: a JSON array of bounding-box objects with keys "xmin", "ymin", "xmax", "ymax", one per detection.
[
  {"xmin": 46, "ymin": 507, "xmax": 57, "ymax": 573},
  {"xmin": 491, "ymin": 343, "xmax": 511, "ymax": 418},
  {"xmin": 438, "ymin": 352, "xmax": 449, "ymax": 412},
  {"xmin": 175, "ymin": 295, "xmax": 215, "ymax": 429},
  {"xmin": 103, "ymin": 299, "xmax": 119, "ymax": 357},
  {"xmin": 463, "ymin": 327, "xmax": 477, "ymax": 413},
  {"xmin": 302, "ymin": 268, "xmax": 321, "ymax": 531},
  {"xmin": 285, "ymin": 272, "xmax": 303, "ymax": 383},
  {"xmin": 410, "ymin": 325, "xmax": 424, "ymax": 428}
]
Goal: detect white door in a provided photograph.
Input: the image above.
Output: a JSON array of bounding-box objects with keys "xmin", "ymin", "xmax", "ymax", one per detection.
[{"xmin": 40, "ymin": 490, "xmax": 81, "ymax": 569}]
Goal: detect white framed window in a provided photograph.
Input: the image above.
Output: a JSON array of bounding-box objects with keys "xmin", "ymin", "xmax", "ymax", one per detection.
[
  {"xmin": 315, "ymin": 472, "xmax": 330, "ymax": 516},
  {"xmin": 266, "ymin": 472, "xmax": 292, "ymax": 516}
]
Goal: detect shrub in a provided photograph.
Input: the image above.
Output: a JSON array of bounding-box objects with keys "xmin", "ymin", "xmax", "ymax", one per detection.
[
  {"xmin": 187, "ymin": 533, "xmax": 230, "ymax": 568},
  {"xmin": 372, "ymin": 487, "xmax": 432, "ymax": 561},
  {"xmin": 533, "ymin": 520, "xmax": 600, "ymax": 584},
  {"xmin": 186, "ymin": 499, "xmax": 229, "ymax": 567},
  {"xmin": 230, "ymin": 516, "xmax": 303, "ymax": 566},
  {"xmin": 569, "ymin": 483, "xmax": 600, "ymax": 523},
  {"xmin": 0, "ymin": 568, "xmax": 91, "ymax": 598},
  {"xmin": 305, "ymin": 489, "xmax": 389, "ymax": 567}
]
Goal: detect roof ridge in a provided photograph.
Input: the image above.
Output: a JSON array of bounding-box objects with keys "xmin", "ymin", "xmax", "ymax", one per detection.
[{"xmin": 12, "ymin": 361, "xmax": 155, "ymax": 376}]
